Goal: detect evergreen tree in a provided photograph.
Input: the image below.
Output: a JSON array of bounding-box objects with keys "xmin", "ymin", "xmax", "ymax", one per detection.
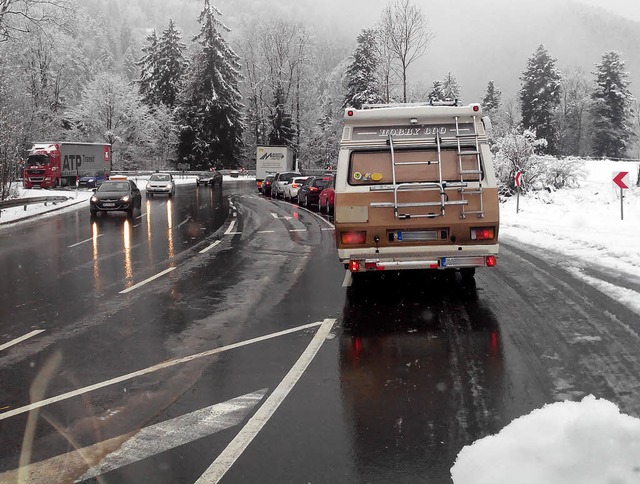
[
  {"xmin": 590, "ymin": 51, "xmax": 634, "ymax": 159},
  {"xmin": 155, "ymin": 19, "xmax": 187, "ymax": 109},
  {"xmin": 343, "ymin": 28, "xmax": 383, "ymax": 108},
  {"xmin": 482, "ymin": 80, "xmax": 502, "ymax": 115},
  {"xmin": 427, "ymin": 80, "xmax": 444, "ymax": 103},
  {"xmin": 137, "ymin": 30, "xmax": 159, "ymax": 105},
  {"xmin": 177, "ymin": 1, "xmax": 244, "ymax": 169},
  {"xmin": 519, "ymin": 45, "xmax": 561, "ymax": 154},
  {"xmin": 268, "ymin": 86, "xmax": 295, "ymax": 145},
  {"xmin": 441, "ymin": 72, "xmax": 460, "ymax": 101}
]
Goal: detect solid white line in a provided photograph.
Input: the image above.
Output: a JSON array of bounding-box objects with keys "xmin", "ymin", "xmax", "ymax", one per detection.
[
  {"xmin": 342, "ymin": 270, "xmax": 353, "ymax": 287},
  {"xmin": 0, "ymin": 321, "xmax": 324, "ymax": 421},
  {"xmin": 226, "ymin": 231, "xmax": 242, "ymax": 235},
  {"xmin": 289, "ymin": 229, "xmax": 307, "ymax": 232},
  {"xmin": 224, "ymin": 220, "xmax": 236, "ymax": 235},
  {"xmin": 200, "ymin": 240, "xmax": 221, "ymax": 254},
  {"xmin": 68, "ymin": 235, "xmax": 101, "ymax": 248},
  {"xmin": 119, "ymin": 267, "xmax": 176, "ymax": 294},
  {"xmin": 78, "ymin": 390, "xmax": 268, "ymax": 480},
  {"xmin": 0, "ymin": 330, "xmax": 45, "ymax": 352},
  {"xmin": 196, "ymin": 318, "xmax": 336, "ymax": 484},
  {"xmin": 257, "ymin": 230, "xmax": 275, "ymax": 234}
]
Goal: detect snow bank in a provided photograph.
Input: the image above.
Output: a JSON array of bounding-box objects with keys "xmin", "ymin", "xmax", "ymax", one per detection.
[{"xmin": 451, "ymin": 395, "xmax": 640, "ymax": 484}]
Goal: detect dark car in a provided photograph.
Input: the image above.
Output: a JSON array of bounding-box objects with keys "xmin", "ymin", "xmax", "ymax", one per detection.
[
  {"xmin": 262, "ymin": 175, "xmax": 276, "ymax": 196},
  {"xmin": 297, "ymin": 176, "xmax": 333, "ymax": 209},
  {"xmin": 78, "ymin": 173, "xmax": 107, "ymax": 189},
  {"xmin": 90, "ymin": 180, "xmax": 142, "ymax": 217},
  {"xmin": 196, "ymin": 171, "xmax": 223, "ymax": 187}
]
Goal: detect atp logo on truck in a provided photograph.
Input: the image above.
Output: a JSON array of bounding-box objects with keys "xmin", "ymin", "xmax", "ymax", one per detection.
[{"xmin": 63, "ymin": 154, "xmax": 95, "ymax": 171}]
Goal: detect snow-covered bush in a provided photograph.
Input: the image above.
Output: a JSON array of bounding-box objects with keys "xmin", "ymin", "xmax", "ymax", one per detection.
[{"xmin": 540, "ymin": 156, "xmax": 585, "ymax": 189}]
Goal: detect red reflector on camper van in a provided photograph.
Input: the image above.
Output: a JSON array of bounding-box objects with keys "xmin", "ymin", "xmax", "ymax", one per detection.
[
  {"xmin": 471, "ymin": 228, "xmax": 495, "ymax": 240},
  {"xmin": 347, "ymin": 110, "xmax": 354, "ymax": 116},
  {"xmin": 349, "ymin": 260, "xmax": 360, "ymax": 272},
  {"xmin": 341, "ymin": 231, "xmax": 366, "ymax": 245},
  {"xmin": 486, "ymin": 256, "xmax": 497, "ymax": 267},
  {"xmin": 473, "ymin": 105, "xmax": 480, "ymax": 112}
]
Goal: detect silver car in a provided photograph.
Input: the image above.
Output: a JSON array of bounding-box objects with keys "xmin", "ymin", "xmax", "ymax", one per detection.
[
  {"xmin": 146, "ymin": 173, "xmax": 176, "ymax": 198},
  {"xmin": 272, "ymin": 171, "xmax": 302, "ymax": 199}
]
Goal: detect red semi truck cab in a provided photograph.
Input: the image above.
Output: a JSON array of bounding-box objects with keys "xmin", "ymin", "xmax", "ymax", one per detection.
[{"xmin": 23, "ymin": 142, "xmax": 111, "ymax": 189}]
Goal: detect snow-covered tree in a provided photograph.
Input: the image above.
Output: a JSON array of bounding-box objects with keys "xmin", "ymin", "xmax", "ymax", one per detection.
[
  {"xmin": 493, "ymin": 128, "xmax": 548, "ymax": 192},
  {"xmin": 268, "ymin": 86, "xmax": 295, "ymax": 146},
  {"xmin": 155, "ymin": 19, "xmax": 187, "ymax": 109},
  {"xmin": 442, "ymin": 72, "xmax": 460, "ymax": 101},
  {"xmin": 176, "ymin": 0, "xmax": 244, "ymax": 169},
  {"xmin": 519, "ymin": 45, "xmax": 561, "ymax": 154},
  {"xmin": 555, "ymin": 69, "xmax": 592, "ymax": 157},
  {"xmin": 427, "ymin": 80, "xmax": 444, "ymax": 103},
  {"xmin": 379, "ymin": 0, "xmax": 433, "ymax": 102},
  {"xmin": 66, "ymin": 72, "xmax": 155, "ymax": 169},
  {"xmin": 137, "ymin": 30, "xmax": 159, "ymax": 105},
  {"xmin": 482, "ymin": 80, "xmax": 501, "ymax": 117},
  {"xmin": 590, "ymin": 51, "xmax": 634, "ymax": 159},
  {"xmin": 343, "ymin": 28, "xmax": 383, "ymax": 109}
]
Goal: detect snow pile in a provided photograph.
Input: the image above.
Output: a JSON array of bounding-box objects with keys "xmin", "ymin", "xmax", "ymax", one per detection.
[{"xmin": 451, "ymin": 395, "xmax": 640, "ymax": 484}]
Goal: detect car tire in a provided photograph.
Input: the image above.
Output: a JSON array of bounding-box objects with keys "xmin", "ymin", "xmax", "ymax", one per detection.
[
  {"xmin": 325, "ymin": 200, "xmax": 330, "ymax": 214},
  {"xmin": 304, "ymin": 197, "xmax": 309, "ymax": 208}
]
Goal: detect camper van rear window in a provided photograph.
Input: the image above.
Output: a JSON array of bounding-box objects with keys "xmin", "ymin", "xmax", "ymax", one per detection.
[{"xmin": 349, "ymin": 149, "xmax": 482, "ymax": 185}]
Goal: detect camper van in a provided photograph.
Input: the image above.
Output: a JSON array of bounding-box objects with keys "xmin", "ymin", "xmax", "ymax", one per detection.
[{"xmin": 334, "ymin": 101, "xmax": 499, "ymax": 280}]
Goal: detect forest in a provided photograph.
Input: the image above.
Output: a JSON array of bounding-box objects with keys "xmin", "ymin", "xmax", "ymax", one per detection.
[{"xmin": 1, "ymin": 0, "xmax": 639, "ymax": 200}]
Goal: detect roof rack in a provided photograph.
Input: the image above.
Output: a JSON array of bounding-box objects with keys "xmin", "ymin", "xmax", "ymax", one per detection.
[{"xmin": 361, "ymin": 99, "xmax": 462, "ymax": 109}]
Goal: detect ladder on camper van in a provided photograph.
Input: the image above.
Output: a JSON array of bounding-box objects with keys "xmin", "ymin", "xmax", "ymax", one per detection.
[
  {"xmin": 369, "ymin": 115, "xmax": 485, "ymax": 219},
  {"xmin": 455, "ymin": 115, "xmax": 485, "ymax": 219}
]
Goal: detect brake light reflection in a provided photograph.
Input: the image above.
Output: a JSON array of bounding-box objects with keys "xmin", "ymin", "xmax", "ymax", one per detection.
[{"xmin": 341, "ymin": 231, "xmax": 366, "ymax": 245}]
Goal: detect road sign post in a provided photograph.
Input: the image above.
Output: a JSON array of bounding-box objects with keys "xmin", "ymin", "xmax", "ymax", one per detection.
[
  {"xmin": 612, "ymin": 171, "xmax": 630, "ymax": 221},
  {"xmin": 515, "ymin": 171, "xmax": 522, "ymax": 214}
]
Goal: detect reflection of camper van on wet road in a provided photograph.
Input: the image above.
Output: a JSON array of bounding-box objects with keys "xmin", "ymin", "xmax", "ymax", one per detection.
[{"xmin": 334, "ymin": 101, "xmax": 499, "ymax": 282}]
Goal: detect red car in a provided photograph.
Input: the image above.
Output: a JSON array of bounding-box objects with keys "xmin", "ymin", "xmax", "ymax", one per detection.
[{"xmin": 318, "ymin": 177, "xmax": 335, "ymax": 214}]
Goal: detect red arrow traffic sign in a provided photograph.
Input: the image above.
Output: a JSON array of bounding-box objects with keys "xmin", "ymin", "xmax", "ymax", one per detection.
[
  {"xmin": 613, "ymin": 171, "xmax": 629, "ymax": 189},
  {"xmin": 514, "ymin": 171, "xmax": 522, "ymax": 187}
]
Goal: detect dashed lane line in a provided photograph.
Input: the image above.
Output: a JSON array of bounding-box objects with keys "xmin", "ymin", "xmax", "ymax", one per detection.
[
  {"xmin": 68, "ymin": 235, "xmax": 101, "ymax": 248},
  {"xmin": 0, "ymin": 330, "xmax": 45, "ymax": 352},
  {"xmin": 119, "ymin": 267, "xmax": 176, "ymax": 294},
  {"xmin": 200, "ymin": 240, "xmax": 222, "ymax": 254},
  {"xmin": 0, "ymin": 321, "xmax": 324, "ymax": 422},
  {"xmin": 196, "ymin": 318, "xmax": 336, "ymax": 484}
]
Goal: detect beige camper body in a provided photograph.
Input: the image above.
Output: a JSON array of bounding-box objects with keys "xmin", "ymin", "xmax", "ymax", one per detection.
[{"xmin": 335, "ymin": 102, "xmax": 499, "ymax": 275}]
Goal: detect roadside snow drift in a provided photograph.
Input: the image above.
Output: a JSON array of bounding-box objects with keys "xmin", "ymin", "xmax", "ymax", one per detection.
[{"xmin": 451, "ymin": 395, "xmax": 640, "ymax": 484}]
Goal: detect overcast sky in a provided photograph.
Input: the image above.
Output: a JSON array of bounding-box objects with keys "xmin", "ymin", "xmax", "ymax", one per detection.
[{"xmin": 575, "ymin": 0, "xmax": 640, "ymax": 20}]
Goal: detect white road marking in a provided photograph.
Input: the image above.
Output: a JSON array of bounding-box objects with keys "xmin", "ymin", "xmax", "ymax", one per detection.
[
  {"xmin": 0, "ymin": 330, "xmax": 45, "ymax": 352},
  {"xmin": 68, "ymin": 235, "xmax": 101, "ymax": 248},
  {"xmin": 77, "ymin": 390, "xmax": 268, "ymax": 481},
  {"xmin": 0, "ymin": 321, "xmax": 324, "ymax": 421},
  {"xmin": 177, "ymin": 217, "xmax": 190, "ymax": 228},
  {"xmin": 295, "ymin": 205, "xmax": 335, "ymax": 229},
  {"xmin": 119, "ymin": 267, "xmax": 176, "ymax": 294},
  {"xmin": 196, "ymin": 318, "xmax": 336, "ymax": 484},
  {"xmin": 224, "ymin": 220, "xmax": 236, "ymax": 235},
  {"xmin": 200, "ymin": 240, "xmax": 221, "ymax": 254},
  {"xmin": 135, "ymin": 213, "xmax": 147, "ymax": 220},
  {"xmin": 270, "ymin": 212, "xmax": 291, "ymax": 220},
  {"xmin": 321, "ymin": 228, "xmax": 334, "ymax": 231},
  {"xmin": 270, "ymin": 212, "xmax": 278, "ymax": 219},
  {"xmin": 226, "ymin": 231, "xmax": 242, "ymax": 235},
  {"xmin": 342, "ymin": 270, "xmax": 353, "ymax": 287},
  {"xmin": 289, "ymin": 229, "xmax": 307, "ymax": 232},
  {"xmin": 257, "ymin": 230, "xmax": 275, "ymax": 234}
]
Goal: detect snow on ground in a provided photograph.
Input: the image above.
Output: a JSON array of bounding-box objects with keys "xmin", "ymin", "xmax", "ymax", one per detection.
[
  {"xmin": 451, "ymin": 395, "xmax": 640, "ymax": 484},
  {"xmin": 0, "ymin": 174, "xmax": 252, "ymax": 225}
]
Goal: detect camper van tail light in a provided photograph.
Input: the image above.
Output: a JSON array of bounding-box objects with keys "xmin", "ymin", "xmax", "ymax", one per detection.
[
  {"xmin": 347, "ymin": 110, "xmax": 354, "ymax": 117},
  {"xmin": 349, "ymin": 260, "xmax": 360, "ymax": 272},
  {"xmin": 471, "ymin": 227, "xmax": 495, "ymax": 240},
  {"xmin": 341, "ymin": 231, "xmax": 366, "ymax": 245},
  {"xmin": 473, "ymin": 105, "xmax": 480, "ymax": 112},
  {"xmin": 486, "ymin": 256, "xmax": 497, "ymax": 267}
]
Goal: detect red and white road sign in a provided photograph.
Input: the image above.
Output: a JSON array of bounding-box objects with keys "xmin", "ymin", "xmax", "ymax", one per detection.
[
  {"xmin": 613, "ymin": 171, "xmax": 630, "ymax": 190},
  {"xmin": 514, "ymin": 171, "xmax": 522, "ymax": 187}
]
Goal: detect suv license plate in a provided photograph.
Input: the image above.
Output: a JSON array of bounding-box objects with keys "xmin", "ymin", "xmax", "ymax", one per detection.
[{"xmin": 103, "ymin": 203, "xmax": 115, "ymax": 207}]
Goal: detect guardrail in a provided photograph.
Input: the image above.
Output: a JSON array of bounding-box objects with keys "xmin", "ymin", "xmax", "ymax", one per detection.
[{"xmin": 0, "ymin": 196, "xmax": 71, "ymax": 218}]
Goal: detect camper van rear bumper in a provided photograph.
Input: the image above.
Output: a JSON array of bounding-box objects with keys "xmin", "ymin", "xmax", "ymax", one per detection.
[{"xmin": 339, "ymin": 244, "xmax": 498, "ymax": 272}]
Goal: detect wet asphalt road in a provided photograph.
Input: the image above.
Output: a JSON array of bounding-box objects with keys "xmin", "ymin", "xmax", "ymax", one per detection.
[{"xmin": 1, "ymin": 180, "xmax": 640, "ymax": 483}]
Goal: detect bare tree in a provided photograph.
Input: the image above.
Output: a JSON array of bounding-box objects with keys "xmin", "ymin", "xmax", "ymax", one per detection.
[
  {"xmin": 379, "ymin": 0, "xmax": 433, "ymax": 103},
  {"xmin": 0, "ymin": 0, "xmax": 70, "ymax": 42}
]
